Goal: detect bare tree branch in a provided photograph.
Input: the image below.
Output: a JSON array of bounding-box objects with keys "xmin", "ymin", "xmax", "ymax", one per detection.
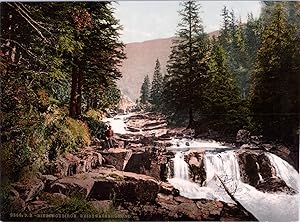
[
  {"xmin": 16, "ymin": 3, "xmax": 53, "ymax": 36},
  {"xmin": 0, "ymin": 37, "xmax": 38, "ymax": 59},
  {"xmin": 7, "ymin": 3, "xmax": 49, "ymax": 43},
  {"xmin": 216, "ymin": 174, "xmax": 257, "ymax": 221}
]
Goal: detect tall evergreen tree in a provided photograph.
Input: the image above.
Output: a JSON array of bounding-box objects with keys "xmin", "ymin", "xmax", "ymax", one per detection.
[
  {"xmin": 140, "ymin": 75, "xmax": 150, "ymax": 104},
  {"xmin": 203, "ymin": 40, "xmax": 242, "ymax": 132},
  {"xmin": 219, "ymin": 7, "xmax": 252, "ymax": 99},
  {"xmin": 250, "ymin": 3, "xmax": 300, "ymax": 144},
  {"xmin": 163, "ymin": 1, "xmax": 209, "ymax": 127},
  {"xmin": 150, "ymin": 59, "xmax": 163, "ymax": 110}
]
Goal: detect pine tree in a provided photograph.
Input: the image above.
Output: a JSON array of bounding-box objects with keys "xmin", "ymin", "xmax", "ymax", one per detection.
[
  {"xmin": 219, "ymin": 7, "xmax": 251, "ymax": 99},
  {"xmin": 140, "ymin": 75, "xmax": 150, "ymax": 104},
  {"xmin": 250, "ymin": 2, "xmax": 300, "ymax": 143},
  {"xmin": 204, "ymin": 40, "xmax": 241, "ymax": 132},
  {"xmin": 163, "ymin": 1, "xmax": 210, "ymax": 127},
  {"xmin": 150, "ymin": 59, "xmax": 163, "ymax": 110}
]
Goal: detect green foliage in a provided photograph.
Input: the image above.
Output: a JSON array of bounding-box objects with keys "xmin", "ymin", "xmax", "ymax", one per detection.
[
  {"xmin": 38, "ymin": 196, "xmax": 127, "ymax": 220},
  {"xmin": 250, "ymin": 2, "xmax": 300, "ymax": 144},
  {"xmin": 1, "ymin": 2, "xmax": 125, "ymax": 182},
  {"xmin": 1, "ymin": 107, "xmax": 91, "ymax": 181},
  {"xmin": 139, "ymin": 75, "xmax": 151, "ymax": 105},
  {"xmin": 163, "ymin": 0, "xmax": 210, "ymax": 127},
  {"xmin": 84, "ymin": 116, "xmax": 106, "ymax": 140},
  {"xmin": 150, "ymin": 59, "xmax": 164, "ymax": 111}
]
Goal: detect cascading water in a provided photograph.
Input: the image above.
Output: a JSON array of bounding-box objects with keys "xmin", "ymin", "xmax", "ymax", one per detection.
[
  {"xmin": 266, "ymin": 152, "xmax": 299, "ymax": 192},
  {"xmin": 173, "ymin": 152, "xmax": 189, "ymax": 180},
  {"xmin": 204, "ymin": 151, "xmax": 241, "ymax": 183},
  {"xmin": 111, "ymin": 115, "xmax": 298, "ymax": 221},
  {"xmin": 167, "ymin": 142, "xmax": 299, "ymax": 222}
]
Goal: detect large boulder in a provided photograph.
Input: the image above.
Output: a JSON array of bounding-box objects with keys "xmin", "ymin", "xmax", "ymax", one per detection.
[
  {"xmin": 88, "ymin": 171, "xmax": 160, "ymax": 204},
  {"xmin": 49, "ymin": 174, "xmax": 94, "ymax": 199},
  {"xmin": 124, "ymin": 151, "xmax": 151, "ymax": 174},
  {"xmin": 100, "ymin": 148, "xmax": 132, "ymax": 170},
  {"xmin": 75, "ymin": 147, "xmax": 103, "ymax": 173},
  {"xmin": 236, "ymin": 150, "xmax": 275, "ymax": 187},
  {"xmin": 185, "ymin": 151, "xmax": 206, "ymax": 185},
  {"xmin": 44, "ymin": 148, "xmax": 103, "ymax": 177}
]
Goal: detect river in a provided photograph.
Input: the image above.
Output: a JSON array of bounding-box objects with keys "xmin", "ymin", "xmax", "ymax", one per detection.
[{"xmin": 104, "ymin": 113, "xmax": 299, "ymax": 222}]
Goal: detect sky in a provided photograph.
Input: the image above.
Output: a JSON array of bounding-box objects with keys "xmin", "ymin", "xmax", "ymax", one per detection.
[{"xmin": 114, "ymin": 1, "xmax": 262, "ymax": 43}]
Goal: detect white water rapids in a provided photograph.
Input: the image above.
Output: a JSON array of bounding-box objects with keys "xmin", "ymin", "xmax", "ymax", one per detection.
[
  {"xmin": 169, "ymin": 147, "xmax": 299, "ymax": 222},
  {"xmin": 104, "ymin": 114, "xmax": 299, "ymax": 222}
]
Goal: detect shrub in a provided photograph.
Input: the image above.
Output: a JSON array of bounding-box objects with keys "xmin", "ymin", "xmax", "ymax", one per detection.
[
  {"xmin": 84, "ymin": 116, "xmax": 106, "ymax": 140},
  {"xmin": 1, "ymin": 107, "xmax": 91, "ymax": 181}
]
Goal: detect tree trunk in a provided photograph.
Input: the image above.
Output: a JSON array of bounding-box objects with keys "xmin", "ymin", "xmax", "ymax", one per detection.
[
  {"xmin": 69, "ymin": 57, "xmax": 81, "ymax": 119},
  {"xmin": 188, "ymin": 106, "xmax": 194, "ymax": 128},
  {"xmin": 76, "ymin": 67, "xmax": 83, "ymax": 119}
]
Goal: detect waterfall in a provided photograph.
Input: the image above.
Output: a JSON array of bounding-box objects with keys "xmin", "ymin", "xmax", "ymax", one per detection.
[
  {"xmin": 173, "ymin": 152, "xmax": 189, "ymax": 180},
  {"xmin": 266, "ymin": 152, "xmax": 299, "ymax": 192},
  {"xmin": 168, "ymin": 148, "xmax": 299, "ymax": 222},
  {"xmin": 204, "ymin": 151, "xmax": 241, "ymax": 183}
]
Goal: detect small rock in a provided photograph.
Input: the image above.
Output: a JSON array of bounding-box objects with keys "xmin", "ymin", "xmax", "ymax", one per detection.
[{"xmin": 236, "ymin": 129, "xmax": 251, "ymax": 144}]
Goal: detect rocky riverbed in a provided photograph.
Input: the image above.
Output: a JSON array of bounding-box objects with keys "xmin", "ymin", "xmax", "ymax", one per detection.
[{"xmin": 6, "ymin": 112, "xmax": 298, "ymax": 221}]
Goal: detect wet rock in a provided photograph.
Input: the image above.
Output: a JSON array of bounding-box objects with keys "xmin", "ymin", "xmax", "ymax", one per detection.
[
  {"xmin": 165, "ymin": 128, "xmax": 185, "ymax": 138},
  {"xmin": 240, "ymin": 144, "xmax": 259, "ymax": 150},
  {"xmin": 256, "ymin": 177, "xmax": 297, "ymax": 194},
  {"xmin": 126, "ymin": 126, "xmax": 140, "ymax": 132},
  {"xmin": 182, "ymin": 128, "xmax": 195, "ymax": 137},
  {"xmin": 250, "ymin": 135, "xmax": 263, "ymax": 145},
  {"xmin": 185, "ymin": 151, "xmax": 206, "ymax": 185},
  {"xmin": 257, "ymin": 154, "xmax": 276, "ymax": 179},
  {"xmin": 236, "ymin": 150, "xmax": 260, "ymax": 186},
  {"xmin": 260, "ymin": 143, "xmax": 274, "ymax": 151},
  {"xmin": 237, "ymin": 150, "xmax": 276, "ymax": 187},
  {"xmin": 159, "ymin": 182, "xmax": 172, "ymax": 195}
]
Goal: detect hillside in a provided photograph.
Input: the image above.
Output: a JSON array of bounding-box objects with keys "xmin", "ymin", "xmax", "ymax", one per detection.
[
  {"xmin": 118, "ymin": 31, "xmax": 220, "ymax": 100},
  {"xmin": 118, "ymin": 37, "xmax": 173, "ymax": 101}
]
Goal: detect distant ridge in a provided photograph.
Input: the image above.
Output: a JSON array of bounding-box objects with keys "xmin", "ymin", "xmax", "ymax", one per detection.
[{"xmin": 118, "ymin": 30, "xmax": 220, "ymax": 100}]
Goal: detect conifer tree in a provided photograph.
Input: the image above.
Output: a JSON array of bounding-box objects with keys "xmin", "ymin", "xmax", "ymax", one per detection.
[
  {"xmin": 164, "ymin": 1, "xmax": 210, "ymax": 127},
  {"xmin": 150, "ymin": 59, "xmax": 163, "ymax": 110},
  {"xmin": 250, "ymin": 2, "xmax": 300, "ymax": 143},
  {"xmin": 140, "ymin": 75, "xmax": 150, "ymax": 104},
  {"xmin": 204, "ymin": 40, "xmax": 241, "ymax": 132}
]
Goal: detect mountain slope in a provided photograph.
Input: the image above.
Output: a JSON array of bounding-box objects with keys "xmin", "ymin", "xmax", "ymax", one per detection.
[{"xmin": 118, "ymin": 31, "xmax": 219, "ymax": 100}]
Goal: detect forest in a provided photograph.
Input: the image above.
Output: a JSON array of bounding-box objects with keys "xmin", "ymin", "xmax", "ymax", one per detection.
[
  {"xmin": 1, "ymin": 1, "xmax": 299, "ymax": 221},
  {"xmin": 139, "ymin": 1, "xmax": 300, "ymax": 146}
]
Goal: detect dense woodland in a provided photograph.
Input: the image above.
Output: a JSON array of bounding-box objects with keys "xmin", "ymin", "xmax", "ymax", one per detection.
[
  {"xmin": 1, "ymin": 2, "xmax": 125, "ymax": 182},
  {"xmin": 139, "ymin": 1, "xmax": 300, "ymax": 147},
  {"xmin": 0, "ymin": 1, "xmax": 300, "ymax": 217}
]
